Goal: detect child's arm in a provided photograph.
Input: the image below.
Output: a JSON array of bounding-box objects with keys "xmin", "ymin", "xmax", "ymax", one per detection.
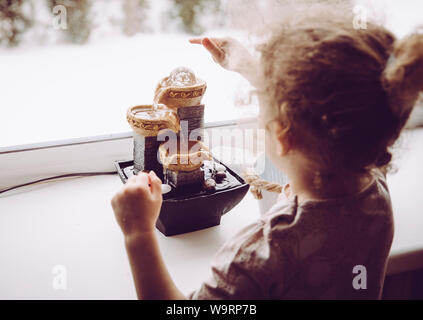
[
  {"xmin": 189, "ymin": 37, "xmax": 260, "ymax": 87},
  {"xmin": 124, "ymin": 232, "xmax": 185, "ymax": 300},
  {"xmin": 111, "ymin": 171, "xmax": 185, "ymax": 300}
]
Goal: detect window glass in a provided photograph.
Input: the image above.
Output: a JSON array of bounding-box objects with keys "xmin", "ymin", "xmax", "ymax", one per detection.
[
  {"xmin": 1, "ymin": 0, "xmax": 421, "ymax": 148},
  {"xmin": 0, "ymin": 0, "xmax": 257, "ymax": 148}
]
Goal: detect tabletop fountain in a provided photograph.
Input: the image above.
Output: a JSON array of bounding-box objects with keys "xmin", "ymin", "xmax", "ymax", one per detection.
[{"xmin": 115, "ymin": 67, "xmax": 249, "ymax": 236}]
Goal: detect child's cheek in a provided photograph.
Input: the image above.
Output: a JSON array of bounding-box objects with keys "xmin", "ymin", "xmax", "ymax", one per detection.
[{"xmin": 265, "ymin": 131, "xmax": 279, "ymax": 160}]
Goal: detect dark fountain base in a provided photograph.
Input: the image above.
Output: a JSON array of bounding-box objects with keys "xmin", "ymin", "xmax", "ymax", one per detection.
[{"xmin": 114, "ymin": 159, "xmax": 250, "ymax": 236}]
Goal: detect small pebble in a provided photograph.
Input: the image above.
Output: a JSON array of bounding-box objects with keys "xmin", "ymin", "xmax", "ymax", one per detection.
[
  {"xmin": 203, "ymin": 178, "xmax": 216, "ymax": 191},
  {"xmin": 214, "ymin": 164, "xmax": 226, "ymax": 172},
  {"xmin": 215, "ymin": 171, "xmax": 227, "ymax": 183},
  {"xmin": 161, "ymin": 184, "xmax": 172, "ymax": 194}
]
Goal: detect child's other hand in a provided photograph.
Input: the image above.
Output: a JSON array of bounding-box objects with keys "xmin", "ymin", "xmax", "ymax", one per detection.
[
  {"xmin": 189, "ymin": 37, "xmax": 259, "ymax": 85},
  {"xmin": 189, "ymin": 37, "xmax": 228, "ymax": 65},
  {"xmin": 111, "ymin": 171, "xmax": 163, "ymax": 237}
]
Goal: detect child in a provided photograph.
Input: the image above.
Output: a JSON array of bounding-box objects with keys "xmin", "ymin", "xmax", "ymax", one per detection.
[{"xmin": 111, "ymin": 9, "xmax": 423, "ymax": 299}]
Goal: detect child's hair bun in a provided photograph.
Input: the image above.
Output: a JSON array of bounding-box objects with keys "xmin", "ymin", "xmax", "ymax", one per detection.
[{"xmin": 383, "ymin": 29, "xmax": 423, "ymax": 130}]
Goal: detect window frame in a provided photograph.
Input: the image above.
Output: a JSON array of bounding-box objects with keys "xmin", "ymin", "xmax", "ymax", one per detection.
[{"xmin": 0, "ymin": 118, "xmax": 257, "ymax": 190}]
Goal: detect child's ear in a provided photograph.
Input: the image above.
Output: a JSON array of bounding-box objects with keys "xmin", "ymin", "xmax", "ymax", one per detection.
[{"xmin": 270, "ymin": 121, "xmax": 291, "ymax": 156}]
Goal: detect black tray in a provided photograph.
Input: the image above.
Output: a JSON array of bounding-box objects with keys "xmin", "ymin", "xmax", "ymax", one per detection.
[{"xmin": 114, "ymin": 159, "xmax": 250, "ymax": 236}]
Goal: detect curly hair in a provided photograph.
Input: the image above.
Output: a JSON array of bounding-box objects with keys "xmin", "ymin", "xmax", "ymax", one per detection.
[{"xmin": 258, "ymin": 8, "xmax": 423, "ymax": 174}]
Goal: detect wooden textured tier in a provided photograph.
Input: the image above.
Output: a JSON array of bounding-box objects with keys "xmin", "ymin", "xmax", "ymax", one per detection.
[
  {"xmin": 177, "ymin": 104, "xmax": 204, "ymax": 141},
  {"xmin": 133, "ymin": 133, "xmax": 163, "ymax": 177}
]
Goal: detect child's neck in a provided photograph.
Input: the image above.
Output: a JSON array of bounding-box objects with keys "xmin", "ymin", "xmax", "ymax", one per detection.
[
  {"xmin": 290, "ymin": 172, "xmax": 372, "ymax": 203},
  {"xmin": 282, "ymin": 156, "xmax": 373, "ymax": 203}
]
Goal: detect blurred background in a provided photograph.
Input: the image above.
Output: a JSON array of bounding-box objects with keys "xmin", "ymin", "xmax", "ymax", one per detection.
[
  {"xmin": 0, "ymin": 0, "xmax": 261, "ymax": 148},
  {"xmin": 0, "ymin": 0, "xmax": 422, "ymax": 148},
  {"xmin": 0, "ymin": 0, "xmax": 225, "ymax": 46}
]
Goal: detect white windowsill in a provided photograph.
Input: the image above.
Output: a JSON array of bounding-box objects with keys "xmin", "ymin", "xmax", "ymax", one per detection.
[{"xmin": 0, "ymin": 166, "xmax": 422, "ymax": 299}]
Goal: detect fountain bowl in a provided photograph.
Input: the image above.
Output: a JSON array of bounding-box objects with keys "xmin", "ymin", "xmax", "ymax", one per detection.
[
  {"xmin": 154, "ymin": 78, "xmax": 207, "ymax": 108},
  {"xmin": 127, "ymin": 104, "xmax": 180, "ymax": 137},
  {"xmin": 158, "ymin": 140, "xmax": 211, "ymax": 172}
]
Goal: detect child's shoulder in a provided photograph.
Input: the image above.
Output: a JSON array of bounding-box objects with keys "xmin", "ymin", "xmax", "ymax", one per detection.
[{"xmin": 262, "ymin": 170, "xmax": 393, "ymax": 235}]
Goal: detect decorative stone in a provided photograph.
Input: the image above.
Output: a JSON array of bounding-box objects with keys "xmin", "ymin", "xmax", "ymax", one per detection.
[
  {"xmin": 167, "ymin": 67, "xmax": 197, "ymax": 87},
  {"xmin": 203, "ymin": 178, "xmax": 216, "ymax": 191},
  {"xmin": 214, "ymin": 163, "xmax": 226, "ymax": 172},
  {"xmin": 161, "ymin": 184, "xmax": 172, "ymax": 194},
  {"xmin": 215, "ymin": 171, "xmax": 227, "ymax": 183}
]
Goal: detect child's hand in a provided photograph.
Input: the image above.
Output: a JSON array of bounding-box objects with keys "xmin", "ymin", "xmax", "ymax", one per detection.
[
  {"xmin": 189, "ymin": 37, "xmax": 228, "ymax": 65},
  {"xmin": 111, "ymin": 171, "xmax": 163, "ymax": 237},
  {"xmin": 189, "ymin": 37, "xmax": 259, "ymax": 85}
]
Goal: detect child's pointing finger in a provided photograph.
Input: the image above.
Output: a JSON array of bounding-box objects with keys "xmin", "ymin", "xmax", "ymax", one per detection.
[
  {"xmin": 189, "ymin": 38, "xmax": 202, "ymax": 44},
  {"xmin": 202, "ymin": 37, "xmax": 225, "ymax": 63}
]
